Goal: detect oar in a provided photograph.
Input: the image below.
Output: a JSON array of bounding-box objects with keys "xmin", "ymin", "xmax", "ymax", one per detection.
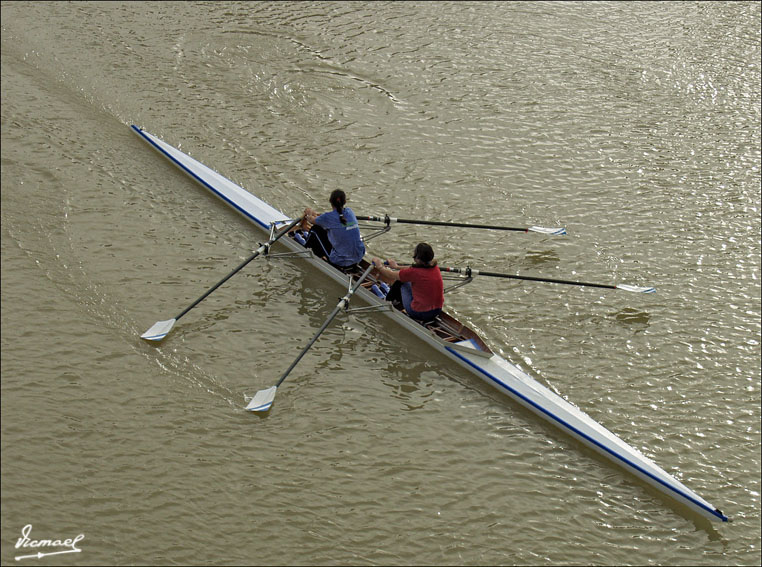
[
  {"xmin": 357, "ymin": 214, "xmax": 566, "ymax": 235},
  {"xmin": 245, "ymin": 264, "xmax": 375, "ymax": 412},
  {"xmin": 141, "ymin": 217, "xmax": 302, "ymax": 341},
  {"xmin": 440, "ymin": 266, "xmax": 655, "ymax": 293}
]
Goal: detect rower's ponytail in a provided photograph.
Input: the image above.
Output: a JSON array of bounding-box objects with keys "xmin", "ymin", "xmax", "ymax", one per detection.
[{"xmin": 330, "ymin": 190, "xmax": 347, "ymax": 225}]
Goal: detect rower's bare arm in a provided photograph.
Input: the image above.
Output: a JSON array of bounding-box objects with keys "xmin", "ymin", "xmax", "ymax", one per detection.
[
  {"xmin": 371, "ymin": 257, "xmax": 400, "ymax": 283},
  {"xmin": 300, "ymin": 208, "xmax": 317, "ymax": 230}
]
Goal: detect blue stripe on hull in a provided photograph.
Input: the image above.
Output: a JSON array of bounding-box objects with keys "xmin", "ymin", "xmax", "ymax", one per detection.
[
  {"xmin": 445, "ymin": 346, "xmax": 728, "ymax": 522},
  {"xmin": 131, "ymin": 125, "xmax": 270, "ymax": 230}
]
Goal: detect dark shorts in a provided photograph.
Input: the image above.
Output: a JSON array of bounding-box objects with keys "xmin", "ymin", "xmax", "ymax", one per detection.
[
  {"xmin": 387, "ymin": 281, "xmax": 441, "ymax": 322},
  {"xmin": 303, "ymin": 225, "xmax": 360, "ymax": 272}
]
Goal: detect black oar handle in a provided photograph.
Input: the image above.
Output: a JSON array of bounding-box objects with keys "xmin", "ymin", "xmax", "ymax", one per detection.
[
  {"xmin": 357, "ymin": 215, "xmax": 530, "ymax": 232},
  {"xmin": 439, "ymin": 266, "xmax": 617, "ymax": 290}
]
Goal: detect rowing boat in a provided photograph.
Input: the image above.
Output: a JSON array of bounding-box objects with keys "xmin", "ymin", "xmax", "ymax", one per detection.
[{"xmin": 131, "ymin": 125, "xmax": 728, "ymax": 523}]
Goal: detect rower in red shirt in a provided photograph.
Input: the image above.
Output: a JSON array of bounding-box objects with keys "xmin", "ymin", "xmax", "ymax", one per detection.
[{"xmin": 372, "ymin": 243, "xmax": 444, "ymax": 323}]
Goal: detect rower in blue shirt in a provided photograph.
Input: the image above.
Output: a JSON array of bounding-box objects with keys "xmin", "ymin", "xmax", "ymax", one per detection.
[{"xmin": 302, "ymin": 190, "xmax": 365, "ymax": 271}]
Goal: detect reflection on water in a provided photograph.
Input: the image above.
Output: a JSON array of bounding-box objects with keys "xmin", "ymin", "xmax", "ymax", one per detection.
[
  {"xmin": 524, "ymin": 249, "xmax": 561, "ymax": 267},
  {"xmin": 612, "ymin": 307, "xmax": 652, "ymax": 331},
  {"xmin": 380, "ymin": 356, "xmax": 438, "ymax": 412}
]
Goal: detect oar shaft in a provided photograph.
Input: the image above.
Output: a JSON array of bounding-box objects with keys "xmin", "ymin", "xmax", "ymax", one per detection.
[
  {"xmin": 387, "ymin": 264, "xmax": 650, "ymax": 292},
  {"xmin": 174, "ymin": 218, "xmax": 301, "ymax": 321},
  {"xmin": 358, "ymin": 215, "xmax": 537, "ymax": 232},
  {"xmin": 440, "ymin": 267, "xmax": 618, "ymax": 290},
  {"xmin": 275, "ymin": 264, "xmax": 374, "ymax": 388}
]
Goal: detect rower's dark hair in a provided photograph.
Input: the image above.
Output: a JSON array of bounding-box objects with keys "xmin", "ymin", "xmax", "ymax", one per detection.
[
  {"xmin": 413, "ymin": 242, "xmax": 436, "ymax": 267},
  {"xmin": 330, "ymin": 190, "xmax": 347, "ymax": 225}
]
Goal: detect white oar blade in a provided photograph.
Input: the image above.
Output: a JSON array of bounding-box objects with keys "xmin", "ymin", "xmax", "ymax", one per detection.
[
  {"xmin": 616, "ymin": 284, "xmax": 656, "ymax": 294},
  {"xmin": 245, "ymin": 386, "xmax": 277, "ymax": 412},
  {"xmin": 141, "ymin": 318, "xmax": 177, "ymax": 341},
  {"xmin": 528, "ymin": 226, "xmax": 567, "ymax": 236}
]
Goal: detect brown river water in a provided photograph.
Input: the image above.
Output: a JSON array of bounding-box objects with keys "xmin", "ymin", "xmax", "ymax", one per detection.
[{"xmin": 1, "ymin": 2, "xmax": 760, "ymax": 565}]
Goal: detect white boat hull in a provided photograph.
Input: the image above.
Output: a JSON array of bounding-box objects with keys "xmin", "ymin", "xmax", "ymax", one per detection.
[{"xmin": 131, "ymin": 125, "xmax": 727, "ymax": 523}]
